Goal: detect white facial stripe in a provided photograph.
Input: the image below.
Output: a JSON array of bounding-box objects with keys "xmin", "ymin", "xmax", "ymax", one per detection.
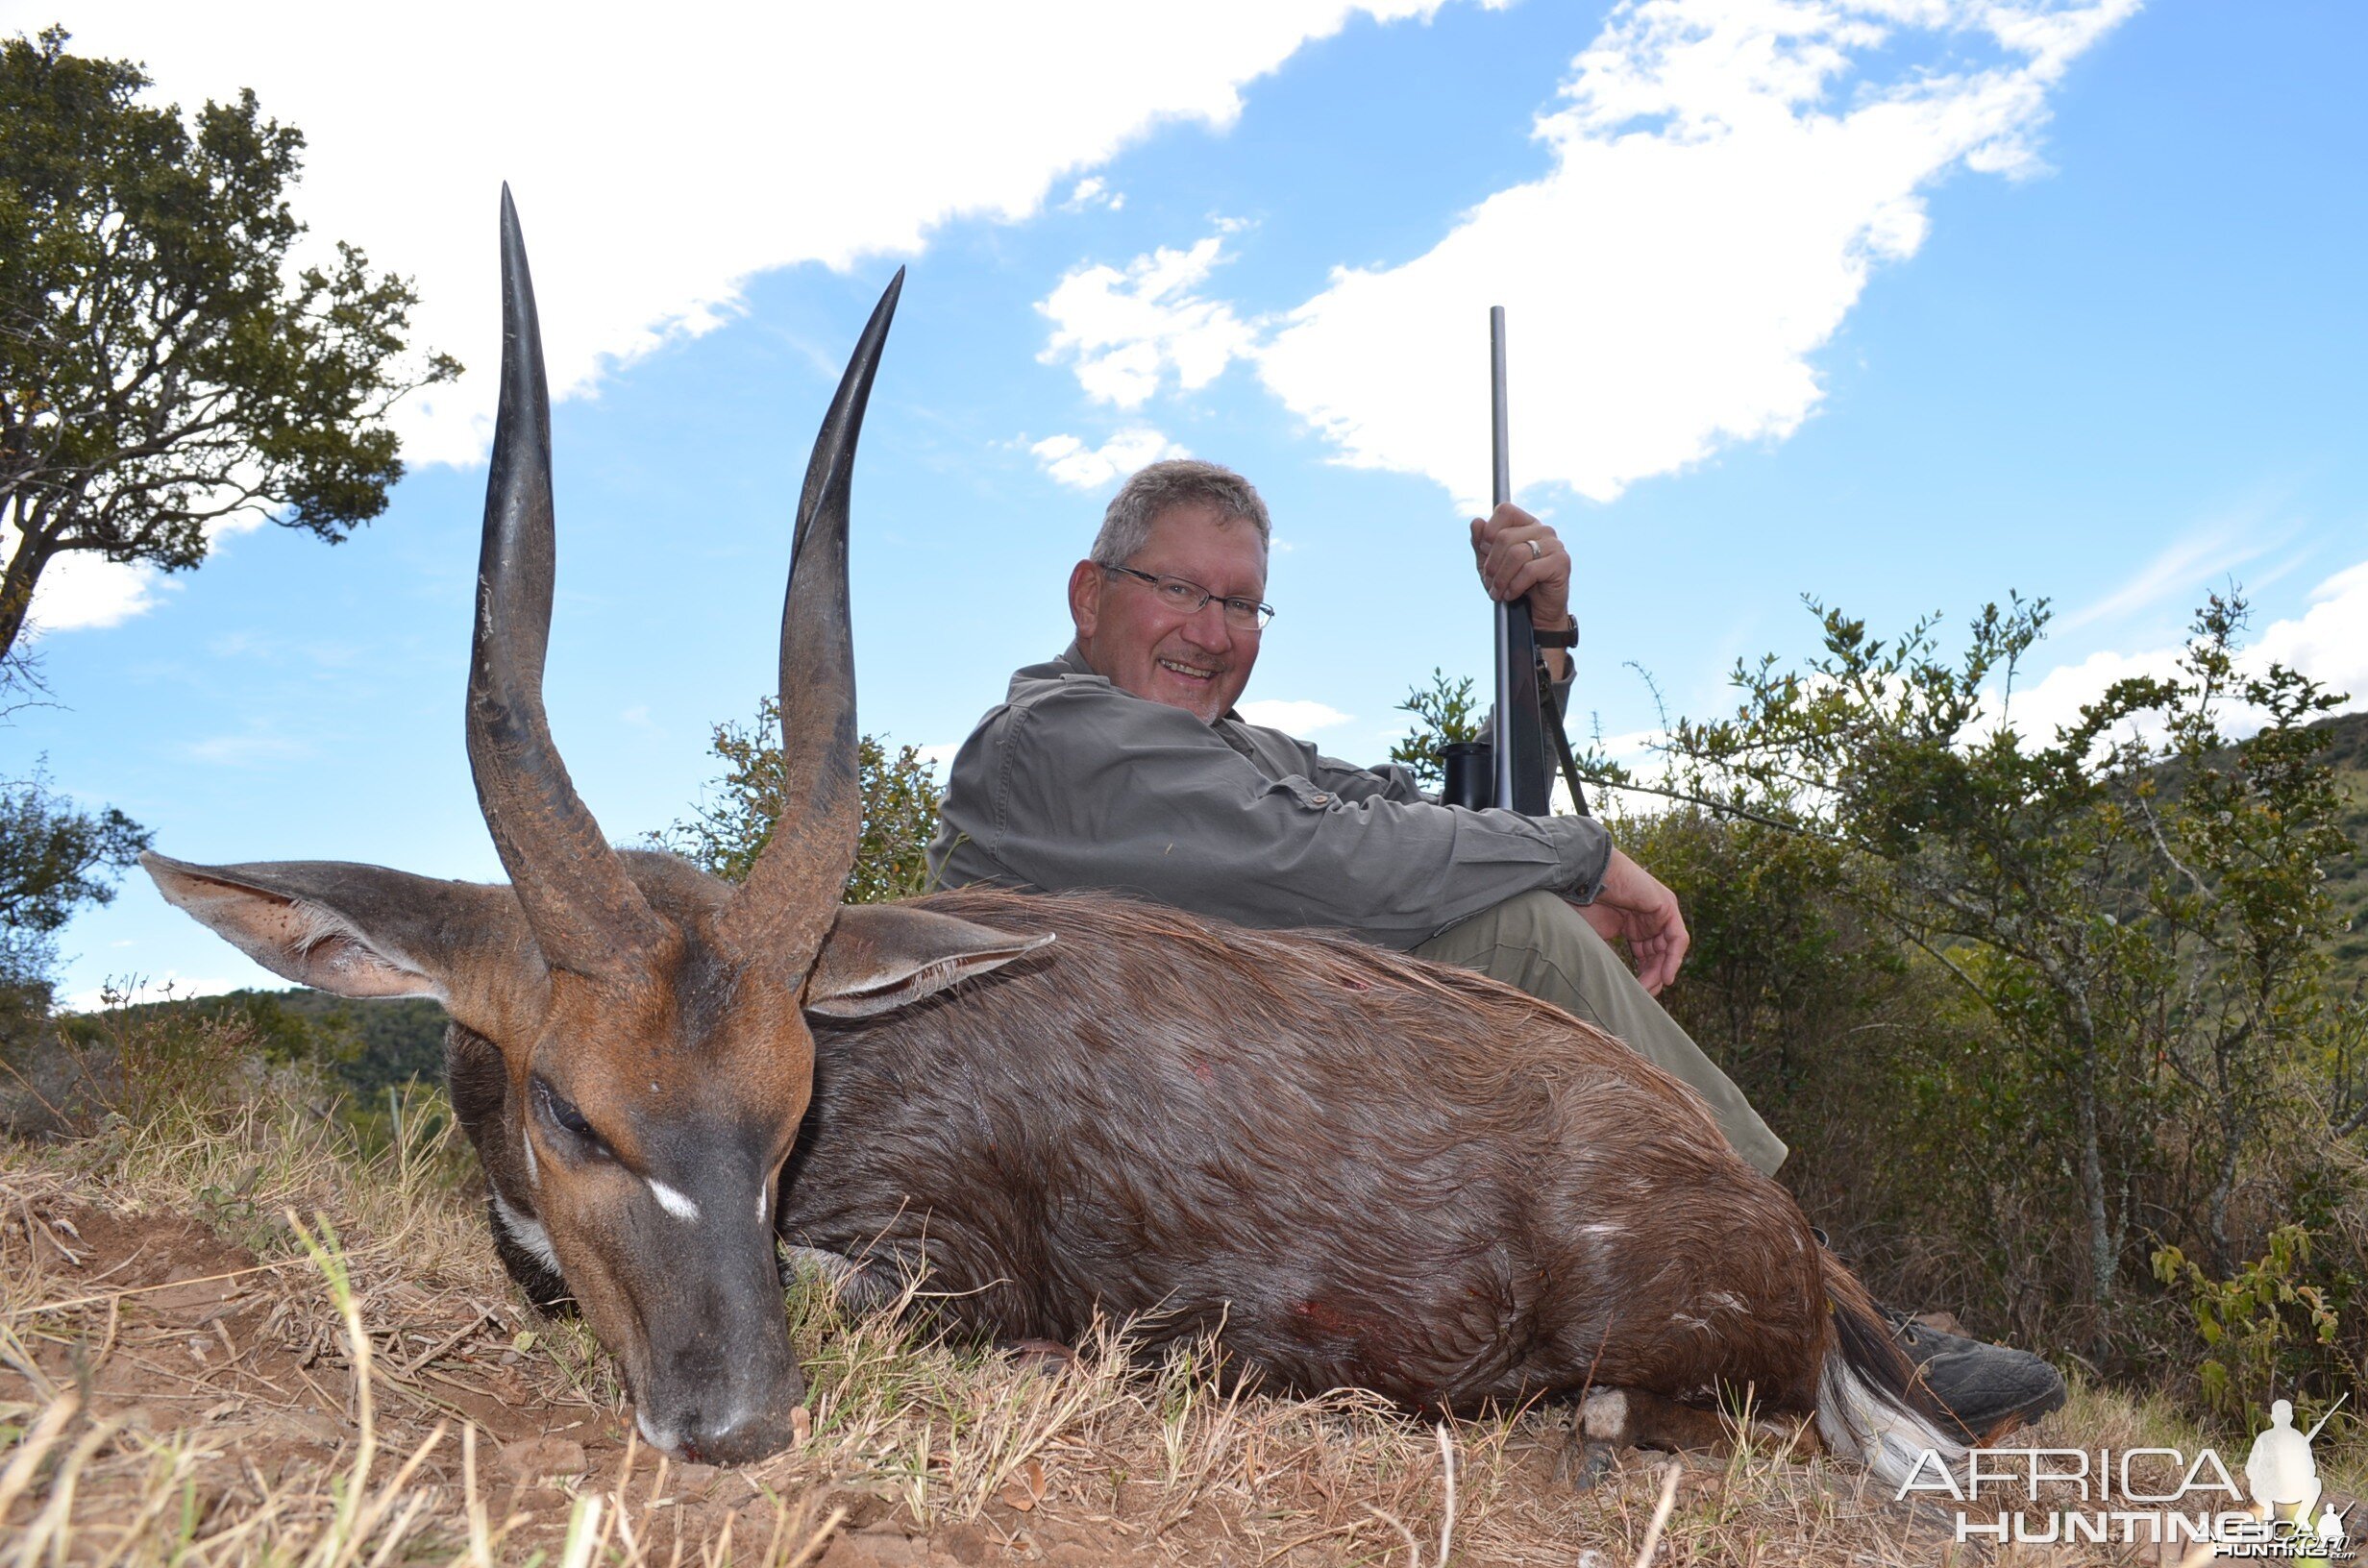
[
  {"xmin": 492, "ymin": 1192, "xmax": 560, "ymax": 1274},
  {"xmin": 648, "ymin": 1177, "xmax": 702, "ymax": 1223},
  {"xmin": 521, "ymin": 1132, "xmax": 539, "ymax": 1188}
]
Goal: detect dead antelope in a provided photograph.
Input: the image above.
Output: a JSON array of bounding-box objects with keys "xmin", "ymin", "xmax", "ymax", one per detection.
[{"xmin": 148, "ymin": 191, "xmax": 1968, "ymax": 1483}]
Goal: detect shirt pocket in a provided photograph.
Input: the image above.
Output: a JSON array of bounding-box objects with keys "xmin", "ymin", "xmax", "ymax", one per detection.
[{"xmin": 1273, "ymin": 775, "xmax": 1341, "ymax": 812}]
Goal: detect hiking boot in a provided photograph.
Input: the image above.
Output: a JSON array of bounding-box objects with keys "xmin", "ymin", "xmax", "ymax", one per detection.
[{"xmin": 1881, "ymin": 1306, "xmax": 2066, "ymax": 1442}]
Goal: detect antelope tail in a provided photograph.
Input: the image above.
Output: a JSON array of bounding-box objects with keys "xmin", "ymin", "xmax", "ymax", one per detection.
[{"xmin": 1813, "ymin": 1254, "xmax": 1966, "ymax": 1491}]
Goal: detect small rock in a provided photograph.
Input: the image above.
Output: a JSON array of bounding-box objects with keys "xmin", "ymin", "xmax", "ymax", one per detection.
[
  {"xmin": 819, "ymin": 1488, "xmax": 888, "ymax": 1530},
  {"xmin": 821, "ymin": 1537, "xmax": 922, "ymax": 1567},
  {"xmin": 934, "ymin": 1523, "xmax": 990, "ymax": 1566},
  {"xmin": 267, "ymin": 1409, "xmax": 347, "ymax": 1446},
  {"xmin": 497, "ymin": 1436, "xmax": 588, "ymax": 1482},
  {"xmin": 110, "ymin": 1405, "xmax": 161, "ymax": 1436},
  {"xmin": 670, "ymin": 1461, "xmax": 720, "ymax": 1499},
  {"xmin": 146, "ymin": 1275, "xmax": 238, "ymax": 1315}
]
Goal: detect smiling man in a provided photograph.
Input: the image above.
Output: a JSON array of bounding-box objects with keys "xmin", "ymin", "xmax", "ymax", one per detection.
[
  {"xmin": 928, "ymin": 457, "xmax": 1779, "ymax": 1166},
  {"xmin": 926, "ymin": 457, "xmax": 2065, "ymax": 1438}
]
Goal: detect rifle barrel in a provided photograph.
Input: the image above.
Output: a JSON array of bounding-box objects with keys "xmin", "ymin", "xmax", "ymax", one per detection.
[
  {"xmin": 1489, "ymin": 306, "xmax": 1541, "ymax": 811},
  {"xmin": 1491, "ymin": 306, "xmax": 1512, "ymax": 507}
]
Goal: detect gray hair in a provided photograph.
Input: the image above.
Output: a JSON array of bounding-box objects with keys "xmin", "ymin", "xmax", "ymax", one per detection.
[{"xmin": 1090, "ymin": 459, "xmax": 1270, "ymax": 567}]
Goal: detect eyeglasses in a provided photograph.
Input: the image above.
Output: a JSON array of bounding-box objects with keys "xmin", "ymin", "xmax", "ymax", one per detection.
[{"xmin": 1102, "ymin": 565, "xmax": 1275, "ymax": 630}]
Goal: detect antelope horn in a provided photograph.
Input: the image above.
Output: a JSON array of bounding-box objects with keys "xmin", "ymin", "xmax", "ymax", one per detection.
[
  {"xmin": 719, "ymin": 269, "xmax": 904, "ymax": 971},
  {"xmin": 466, "ymin": 186, "xmax": 666, "ymax": 975}
]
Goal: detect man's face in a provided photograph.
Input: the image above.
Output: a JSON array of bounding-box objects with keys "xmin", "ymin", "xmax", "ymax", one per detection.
[{"xmin": 1070, "ymin": 502, "xmax": 1267, "ymax": 724}]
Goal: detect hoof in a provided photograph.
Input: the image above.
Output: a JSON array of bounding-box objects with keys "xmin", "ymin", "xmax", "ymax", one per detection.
[{"xmin": 1564, "ymin": 1436, "xmax": 1620, "ymax": 1491}]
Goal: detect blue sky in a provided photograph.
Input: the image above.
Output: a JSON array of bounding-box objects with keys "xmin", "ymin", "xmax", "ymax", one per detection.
[{"xmin": 7, "ymin": 0, "xmax": 2364, "ymax": 1004}]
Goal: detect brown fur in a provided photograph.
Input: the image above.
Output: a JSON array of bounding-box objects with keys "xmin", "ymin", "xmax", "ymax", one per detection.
[{"xmin": 777, "ymin": 886, "xmax": 1835, "ymax": 1417}]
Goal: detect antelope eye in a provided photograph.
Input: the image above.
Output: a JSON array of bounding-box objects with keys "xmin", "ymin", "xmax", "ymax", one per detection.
[{"xmin": 531, "ymin": 1075, "xmax": 600, "ymax": 1146}]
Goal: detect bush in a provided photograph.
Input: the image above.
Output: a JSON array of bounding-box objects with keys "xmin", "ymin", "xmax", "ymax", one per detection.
[
  {"xmin": 661, "ymin": 694, "xmax": 943, "ymax": 902},
  {"xmin": 2154, "ymin": 1225, "xmax": 2346, "ymax": 1432},
  {"xmin": 1393, "ymin": 593, "xmax": 2368, "ymax": 1414}
]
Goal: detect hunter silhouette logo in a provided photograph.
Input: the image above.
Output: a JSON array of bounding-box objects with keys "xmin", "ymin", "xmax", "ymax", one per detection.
[
  {"xmin": 2248, "ymin": 1401, "xmax": 2321, "ymax": 1522},
  {"xmin": 2245, "ymin": 1401, "xmax": 2354, "ymax": 1561},
  {"xmin": 1896, "ymin": 1396, "xmax": 2356, "ymax": 1557}
]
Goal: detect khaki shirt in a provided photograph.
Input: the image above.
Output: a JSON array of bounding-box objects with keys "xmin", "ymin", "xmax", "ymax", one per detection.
[{"xmin": 925, "ymin": 643, "xmax": 1612, "ymax": 951}]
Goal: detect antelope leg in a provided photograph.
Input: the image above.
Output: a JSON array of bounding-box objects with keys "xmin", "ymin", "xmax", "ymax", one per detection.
[
  {"xmin": 779, "ymin": 1246, "xmax": 898, "ymax": 1313},
  {"xmin": 1579, "ymin": 1386, "xmax": 1732, "ymax": 1453}
]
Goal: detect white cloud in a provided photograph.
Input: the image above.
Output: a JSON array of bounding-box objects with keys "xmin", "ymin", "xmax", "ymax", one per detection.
[
  {"xmin": 1996, "ymin": 556, "xmax": 2368, "ymax": 744},
  {"xmin": 6, "ymin": 498, "xmax": 304, "ymax": 640},
  {"xmin": 1063, "ymin": 177, "xmax": 1126, "ymax": 212},
  {"xmin": 2059, "ymin": 503, "xmax": 2293, "ymax": 632},
  {"xmin": 12, "ymin": 547, "xmax": 166, "ymax": 635},
  {"xmin": 1237, "ymin": 698, "xmax": 1353, "ymax": 731},
  {"xmin": 1992, "ymin": 643, "xmax": 2183, "ymax": 745},
  {"xmin": 1031, "ymin": 428, "xmax": 1190, "ymax": 490},
  {"xmin": 184, "ymin": 726, "xmax": 317, "ymax": 767},
  {"xmin": 2253, "ymin": 558, "xmax": 2368, "ymax": 708},
  {"xmin": 1256, "ymin": 0, "xmax": 2140, "ymax": 507},
  {"xmin": 1037, "ymin": 233, "xmax": 1262, "ymax": 407},
  {"xmin": 47, "ymin": 1, "xmax": 1468, "ymax": 471}
]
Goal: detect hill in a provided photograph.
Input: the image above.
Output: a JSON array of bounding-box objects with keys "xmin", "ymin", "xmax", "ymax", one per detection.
[
  {"xmin": 2316, "ymin": 708, "xmax": 2368, "ymax": 977},
  {"xmin": 58, "ymin": 986, "xmax": 448, "ymax": 1100}
]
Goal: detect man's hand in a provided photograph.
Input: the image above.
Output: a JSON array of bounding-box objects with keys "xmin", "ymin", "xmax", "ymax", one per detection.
[
  {"xmin": 1469, "ymin": 502, "xmax": 1572, "ymax": 632},
  {"xmin": 1573, "ymin": 847, "xmax": 1690, "ymax": 995}
]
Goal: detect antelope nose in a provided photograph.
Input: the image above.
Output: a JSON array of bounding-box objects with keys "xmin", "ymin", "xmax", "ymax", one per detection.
[
  {"xmin": 679, "ymin": 1399, "xmax": 804, "ymax": 1466},
  {"xmin": 662, "ymin": 1360, "xmax": 807, "ymax": 1465}
]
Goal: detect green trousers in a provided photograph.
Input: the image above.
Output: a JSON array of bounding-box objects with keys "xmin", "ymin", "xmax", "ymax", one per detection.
[{"xmin": 1413, "ymin": 891, "xmax": 1788, "ymax": 1177}]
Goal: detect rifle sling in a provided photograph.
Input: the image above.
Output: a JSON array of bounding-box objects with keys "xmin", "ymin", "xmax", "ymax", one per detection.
[{"xmin": 1534, "ymin": 655, "xmax": 1592, "ymax": 819}]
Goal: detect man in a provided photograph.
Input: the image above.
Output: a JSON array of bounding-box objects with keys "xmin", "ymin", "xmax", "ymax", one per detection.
[{"xmin": 927, "ymin": 458, "xmax": 2063, "ymax": 1436}]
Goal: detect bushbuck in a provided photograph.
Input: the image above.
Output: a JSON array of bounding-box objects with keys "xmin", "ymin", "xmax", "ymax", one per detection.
[{"xmin": 147, "ymin": 192, "xmax": 1966, "ymax": 1482}]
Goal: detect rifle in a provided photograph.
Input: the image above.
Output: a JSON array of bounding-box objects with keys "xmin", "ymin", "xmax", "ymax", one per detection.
[{"xmin": 1442, "ymin": 306, "xmax": 1591, "ymax": 818}]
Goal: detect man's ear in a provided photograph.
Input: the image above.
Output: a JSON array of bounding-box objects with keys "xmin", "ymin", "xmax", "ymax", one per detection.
[
  {"xmin": 806, "ymin": 903, "xmax": 1053, "ymax": 1019},
  {"xmin": 142, "ymin": 852, "xmax": 534, "ymax": 1025},
  {"xmin": 1067, "ymin": 558, "xmax": 1103, "ymax": 642}
]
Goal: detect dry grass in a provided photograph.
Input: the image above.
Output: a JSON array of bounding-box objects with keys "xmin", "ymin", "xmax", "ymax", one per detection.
[{"xmin": 0, "ymin": 1017, "xmax": 2358, "ymax": 1566}]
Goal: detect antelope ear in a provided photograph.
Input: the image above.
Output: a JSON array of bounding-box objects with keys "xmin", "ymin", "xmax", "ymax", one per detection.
[
  {"xmin": 805, "ymin": 904, "xmax": 1052, "ymax": 1019},
  {"xmin": 141, "ymin": 852, "xmax": 529, "ymax": 1015}
]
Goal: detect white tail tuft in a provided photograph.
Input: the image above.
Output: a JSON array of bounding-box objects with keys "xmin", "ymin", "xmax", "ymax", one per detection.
[{"xmin": 1816, "ymin": 1347, "xmax": 1965, "ymax": 1492}]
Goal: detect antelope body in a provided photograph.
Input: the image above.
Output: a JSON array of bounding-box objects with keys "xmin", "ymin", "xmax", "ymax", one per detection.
[{"xmin": 146, "ymin": 193, "xmax": 1964, "ymax": 1482}]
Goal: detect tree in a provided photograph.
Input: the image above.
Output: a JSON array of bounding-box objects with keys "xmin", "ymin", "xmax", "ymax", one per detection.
[
  {"xmin": 1388, "ymin": 668, "xmax": 1483, "ymax": 789},
  {"xmin": 0, "ymin": 762, "xmax": 150, "ymax": 996},
  {"xmin": 1615, "ymin": 593, "xmax": 2356, "ymax": 1344},
  {"xmin": 663, "ymin": 695, "xmax": 944, "ymax": 903},
  {"xmin": 0, "ymin": 28, "xmax": 458, "ymax": 665}
]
